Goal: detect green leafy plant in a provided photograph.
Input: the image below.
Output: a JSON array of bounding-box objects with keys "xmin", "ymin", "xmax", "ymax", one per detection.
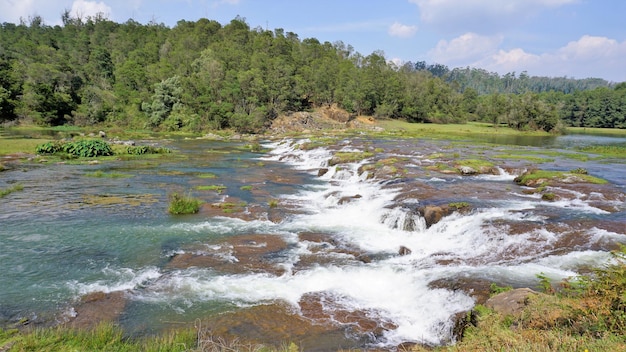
[
  {"xmin": 168, "ymin": 192, "xmax": 202, "ymax": 215},
  {"xmin": 36, "ymin": 140, "xmax": 113, "ymax": 158},
  {"xmin": 125, "ymin": 145, "xmax": 171, "ymax": 155}
]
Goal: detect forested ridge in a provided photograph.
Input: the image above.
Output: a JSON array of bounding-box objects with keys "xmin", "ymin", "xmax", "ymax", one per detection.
[{"xmin": 1, "ymin": 14, "xmax": 625, "ymax": 133}]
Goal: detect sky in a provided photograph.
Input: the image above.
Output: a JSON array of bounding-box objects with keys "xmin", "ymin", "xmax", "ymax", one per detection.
[{"xmin": 1, "ymin": 0, "xmax": 625, "ymax": 82}]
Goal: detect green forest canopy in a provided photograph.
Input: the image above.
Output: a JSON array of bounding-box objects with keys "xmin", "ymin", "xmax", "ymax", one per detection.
[{"xmin": 1, "ymin": 13, "xmax": 625, "ymax": 133}]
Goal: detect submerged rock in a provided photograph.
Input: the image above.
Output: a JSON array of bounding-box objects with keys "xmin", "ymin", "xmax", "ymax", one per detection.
[
  {"xmin": 65, "ymin": 291, "xmax": 128, "ymax": 329},
  {"xmin": 167, "ymin": 234, "xmax": 290, "ymax": 276}
]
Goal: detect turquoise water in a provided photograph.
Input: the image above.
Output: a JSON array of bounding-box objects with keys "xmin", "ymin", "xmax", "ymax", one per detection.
[{"xmin": 1, "ymin": 134, "xmax": 625, "ymax": 348}]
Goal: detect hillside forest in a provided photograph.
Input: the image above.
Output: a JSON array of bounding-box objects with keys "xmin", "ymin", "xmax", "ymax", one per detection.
[{"xmin": 1, "ymin": 14, "xmax": 625, "ymax": 133}]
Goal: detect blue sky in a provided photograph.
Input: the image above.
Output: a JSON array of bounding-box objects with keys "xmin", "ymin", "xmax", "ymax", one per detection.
[{"xmin": 1, "ymin": 0, "xmax": 625, "ymax": 82}]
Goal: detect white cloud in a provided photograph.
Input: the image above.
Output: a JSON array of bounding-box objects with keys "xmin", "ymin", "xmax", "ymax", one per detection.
[
  {"xmin": 70, "ymin": 0, "xmax": 112, "ymax": 20},
  {"xmin": 471, "ymin": 35, "xmax": 626, "ymax": 80},
  {"xmin": 0, "ymin": 0, "xmax": 35, "ymax": 23},
  {"xmin": 428, "ymin": 32, "xmax": 502, "ymax": 64},
  {"xmin": 388, "ymin": 22, "xmax": 418, "ymax": 38},
  {"xmin": 408, "ymin": 0, "xmax": 577, "ymax": 34}
]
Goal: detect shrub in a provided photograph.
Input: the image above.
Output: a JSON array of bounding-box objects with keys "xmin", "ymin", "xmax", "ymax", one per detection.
[
  {"xmin": 125, "ymin": 145, "xmax": 171, "ymax": 155},
  {"xmin": 62, "ymin": 139, "xmax": 113, "ymax": 157},
  {"xmin": 168, "ymin": 192, "xmax": 202, "ymax": 215},
  {"xmin": 36, "ymin": 140, "xmax": 113, "ymax": 157}
]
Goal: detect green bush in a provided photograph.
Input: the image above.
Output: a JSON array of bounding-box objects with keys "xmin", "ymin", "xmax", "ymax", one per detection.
[
  {"xmin": 36, "ymin": 140, "xmax": 113, "ymax": 157},
  {"xmin": 125, "ymin": 145, "xmax": 171, "ymax": 155},
  {"xmin": 168, "ymin": 192, "xmax": 202, "ymax": 215}
]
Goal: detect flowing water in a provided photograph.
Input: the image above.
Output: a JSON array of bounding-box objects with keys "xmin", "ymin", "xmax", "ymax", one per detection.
[{"xmin": 1, "ymin": 133, "xmax": 625, "ymax": 350}]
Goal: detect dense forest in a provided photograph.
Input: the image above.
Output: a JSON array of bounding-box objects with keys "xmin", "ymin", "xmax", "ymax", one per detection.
[{"xmin": 0, "ymin": 14, "xmax": 625, "ymax": 133}]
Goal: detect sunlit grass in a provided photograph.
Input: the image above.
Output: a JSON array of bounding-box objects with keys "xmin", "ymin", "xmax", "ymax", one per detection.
[
  {"xmin": 376, "ymin": 120, "xmax": 550, "ymax": 138},
  {"xmin": 0, "ymin": 138, "xmax": 49, "ymax": 156}
]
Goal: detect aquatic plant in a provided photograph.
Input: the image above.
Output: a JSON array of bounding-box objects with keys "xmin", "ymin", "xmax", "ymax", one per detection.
[
  {"xmin": 0, "ymin": 183, "xmax": 23, "ymax": 198},
  {"xmin": 168, "ymin": 192, "xmax": 202, "ymax": 215},
  {"xmin": 84, "ymin": 171, "xmax": 133, "ymax": 178},
  {"xmin": 36, "ymin": 139, "xmax": 113, "ymax": 158},
  {"xmin": 125, "ymin": 145, "xmax": 171, "ymax": 155},
  {"xmin": 196, "ymin": 185, "xmax": 227, "ymax": 193}
]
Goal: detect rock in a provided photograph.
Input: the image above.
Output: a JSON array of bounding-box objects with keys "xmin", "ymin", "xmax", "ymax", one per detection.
[
  {"xmin": 398, "ymin": 246, "xmax": 412, "ymax": 256},
  {"xmin": 338, "ymin": 194, "xmax": 362, "ymax": 205},
  {"xmin": 167, "ymin": 234, "xmax": 290, "ymax": 276},
  {"xmin": 66, "ymin": 291, "xmax": 127, "ymax": 329},
  {"xmin": 458, "ymin": 166, "xmax": 478, "ymax": 175},
  {"xmin": 418, "ymin": 205, "xmax": 452, "ymax": 228},
  {"xmin": 318, "ymin": 168, "xmax": 329, "ymax": 177},
  {"xmin": 485, "ymin": 288, "xmax": 540, "ymax": 316},
  {"xmin": 98, "ymin": 131, "xmax": 106, "ymax": 138}
]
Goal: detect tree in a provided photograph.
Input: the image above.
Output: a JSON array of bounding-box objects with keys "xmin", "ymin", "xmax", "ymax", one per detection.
[{"xmin": 142, "ymin": 76, "xmax": 183, "ymax": 128}]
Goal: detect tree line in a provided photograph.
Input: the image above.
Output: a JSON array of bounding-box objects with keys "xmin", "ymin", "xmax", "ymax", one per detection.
[{"xmin": 0, "ymin": 14, "xmax": 624, "ymax": 133}]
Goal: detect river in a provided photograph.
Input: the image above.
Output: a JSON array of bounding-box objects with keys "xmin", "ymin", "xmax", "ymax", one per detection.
[{"xmin": 1, "ymin": 132, "xmax": 625, "ymax": 350}]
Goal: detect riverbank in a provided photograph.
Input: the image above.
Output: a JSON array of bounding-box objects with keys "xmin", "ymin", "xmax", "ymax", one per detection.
[{"xmin": 1, "ymin": 119, "xmax": 625, "ymax": 351}]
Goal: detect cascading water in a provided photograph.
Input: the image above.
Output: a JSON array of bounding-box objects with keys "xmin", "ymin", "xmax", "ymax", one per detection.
[{"xmin": 1, "ymin": 136, "xmax": 624, "ymax": 350}]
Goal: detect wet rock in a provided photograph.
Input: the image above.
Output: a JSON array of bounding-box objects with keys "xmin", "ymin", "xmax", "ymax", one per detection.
[
  {"xmin": 398, "ymin": 246, "xmax": 412, "ymax": 256},
  {"xmin": 458, "ymin": 166, "xmax": 477, "ymax": 175},
  {"xmin": 199, "ymin": 302, "xmax": 360, "ymax": 351},
  {"xmin": 338, "ymin": 194, "xmax": 362, "ymax": 205},
  {"xmin": 318, "ymin": 168, "xmax": 329, "ymax": 177},
  {"xmin": 418, "ymin": 205, "xmax": 454, "ymax": 228},
  {"xmin": 485, "ymin": 288, "xmax": 541, "ymax": 316},
  {"xmin": 66, "ymin": 291, "xmax": 127, "ymax": 329},
  {"xmin": 429, "ymin": 277, "xmax": 492, "ymax": 305},
  {"xmin": 299, "ymin": 292, "xmax": 397, "ymax": 338},
  {"xmin": 167, "ymin": 234, "xmax": 290, "ymax": 276}
]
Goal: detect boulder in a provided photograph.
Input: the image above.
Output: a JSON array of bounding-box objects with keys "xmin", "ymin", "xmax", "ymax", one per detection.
[
  {"xmin": 418, "ymin": 205, "xmax": 453, "ymax": 228},
  {"xmin": 485, "ymin": 288, "xmax": 540, "ymax": 316},
  {"xmin": 458, "ymin": 166, "xmax": 478, "ymax": 175},
  {"xmin": 398, "ymin": 246, "xmax": 412, "ymax": 256}
]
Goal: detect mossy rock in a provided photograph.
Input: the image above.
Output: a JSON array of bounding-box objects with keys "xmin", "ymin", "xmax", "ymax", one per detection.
[
  {"xmin": 515, "ymin": 169, "xmax": 607, "ymax": 187},
  {"xmin": 328, "ymin": 151, "xmax": 374, "ymax": 166}
]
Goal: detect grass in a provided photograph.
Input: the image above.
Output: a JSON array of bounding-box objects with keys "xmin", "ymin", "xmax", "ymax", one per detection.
[
  {"xmin": 376, "ymin": 120, "xmax": 550, "ymax": 139},
  {"xmin": 567, "ymin": 127, "xmax": 626, "ymax": 136},
  {"xmin": 492, "ymin": 153, "xmax": 554, "ymax": 163},
  {"xmin": 455, "ymin": 159, "xmax": 495, "ymax": 171},
  {"xmin": 211, "ymin": 201, "xmax": 247, "ymax": 213},
  {"xmin": 515, "ymin": 169, "xmax": 608, "ymax": 186},
  {"xmin": 168, "ymin": 192, "xmax": 203, "ymax": 215},
  {"xmin": 579, "ymin": 144, "xmax": 626, "ymax": 158},
  {"xmin": 84, "ymin": 171, "xmax": 133, "ymax": 178},
  {"xmin": 328, "ymin": 151, "xmax": 375, "ymax": 165},
  {"xmin": 196, "ymin": 185, "xmax": 227, "ymax": 193},
  {"xmin": 0, "ymin": 138, "xmax": 49, "ymax": 156},
  {"xmin": 197, "ymin": 173, "xmax": 218, "ymax": 179},
  {"xmin": 0, "ymin": 183, "xmax": 23, "ymax": 198},
  {"xmin": 0, "ymin": 322, "xmax": 304, "ymax": 352},
  {"xmin": 240, "ymin": 185, "xmax": 253, "ymax": 191},
  {"xmin": 0, "ymin": 323, "xmax": 195, "ymax": 352}
]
